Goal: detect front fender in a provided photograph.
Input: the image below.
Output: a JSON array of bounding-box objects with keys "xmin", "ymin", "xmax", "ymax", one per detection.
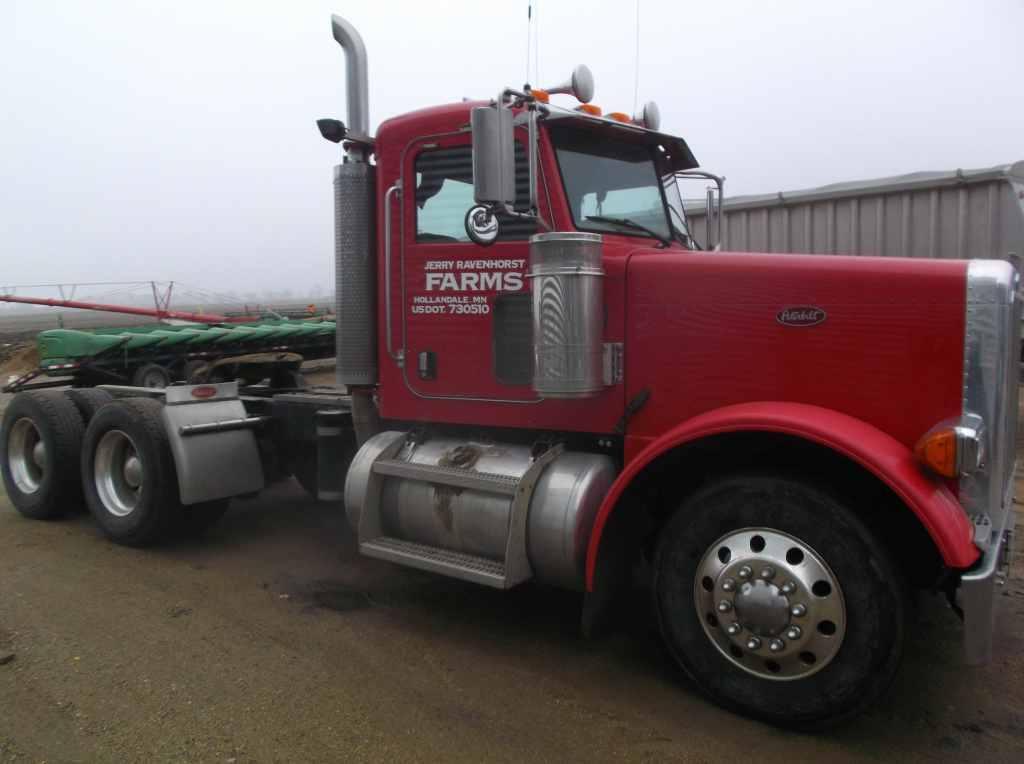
[{"xmin": 585, "ymin": 401, "xmax": 979, "ymax": 590}]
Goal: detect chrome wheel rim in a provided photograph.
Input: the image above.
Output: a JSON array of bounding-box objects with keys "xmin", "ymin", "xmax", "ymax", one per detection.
[
  {"xmin": 93, "ymin": 430, "xmax": 143, "ymax": 517},
  {"xmin": 8, "ymin": 418, "xmax": 45, "ymax": 494},
  {"xmin": 694, "ymin": 527, "xmax": 846, "ymax": 681}
]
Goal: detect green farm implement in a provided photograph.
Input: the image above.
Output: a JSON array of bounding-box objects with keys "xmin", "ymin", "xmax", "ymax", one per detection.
[{"xmin": 4, "ymin": 318, "xmax": 336, "ymax": 392}]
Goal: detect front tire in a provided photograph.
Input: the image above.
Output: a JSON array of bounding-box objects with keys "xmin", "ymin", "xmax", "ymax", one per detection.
[
  {"xmin": 652, "ymin": 474, "xmax": 905, "ymax": 728},
  {"xmin": 80, "ymin": 398, "xmax": 181, "ymax": 546},
  {"xmin": 0, "ymin": 391, "xmax": 85, "ymax": 519}
]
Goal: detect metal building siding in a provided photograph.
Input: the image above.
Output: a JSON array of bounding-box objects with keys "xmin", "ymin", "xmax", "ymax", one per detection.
[{"xmin": 687, "ymin": 161, "xmax": 1024, "ymax": 261}]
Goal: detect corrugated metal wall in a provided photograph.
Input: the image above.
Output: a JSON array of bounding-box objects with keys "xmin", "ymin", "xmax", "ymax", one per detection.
[{"xmin": 686, "ymin": 162, "xmax": 1024, "ymax": 261}]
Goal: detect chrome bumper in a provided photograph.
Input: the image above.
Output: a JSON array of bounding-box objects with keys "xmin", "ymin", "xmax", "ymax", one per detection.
[{"xmin": 959, "ymin": 490, "xmax": 1015, "ymax": 665}]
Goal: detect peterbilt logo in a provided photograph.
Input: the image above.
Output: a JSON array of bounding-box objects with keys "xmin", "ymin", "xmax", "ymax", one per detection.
[{"xmin": 776, "ymin": 306, "xmax": 827, "ymax": 327}]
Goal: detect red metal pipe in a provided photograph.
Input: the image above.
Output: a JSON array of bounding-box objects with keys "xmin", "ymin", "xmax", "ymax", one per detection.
[{"xmin": 0, "ymin": 293, "xmax": 242, "ymax": 323}]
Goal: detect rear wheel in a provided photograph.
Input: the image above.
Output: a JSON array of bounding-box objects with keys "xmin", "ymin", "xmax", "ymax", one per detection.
[
  {"xmin": 652, "ymin": 474, "xmax": 905, "ymax": 728},
  {"xmin": 132, "ymin": 363, "xmax": 170, "ymax": 389},
  {"xmin": 81, "ymin": 398, "xmax": 181, "ymax": 546},
  {"xmin": 0, "ymin": 391, "xmax": 84, "ymax": 519},
  {"xmin": 66, "ymin": 388, "xmax": 114, "ymax": 424}
]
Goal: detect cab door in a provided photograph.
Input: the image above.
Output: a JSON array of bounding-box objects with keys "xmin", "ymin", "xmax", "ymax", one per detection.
[{"xmin": 397, "ymin": 132, "xmax": 538, "ymax": 400}]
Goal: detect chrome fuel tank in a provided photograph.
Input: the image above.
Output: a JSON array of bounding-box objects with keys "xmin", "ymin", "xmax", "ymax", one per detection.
[{"xmin": 345, "ymin": 433, "xmax": 616, "ymax": 590}]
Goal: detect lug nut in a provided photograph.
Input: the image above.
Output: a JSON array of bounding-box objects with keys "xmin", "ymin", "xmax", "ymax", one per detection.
[
  {"xmin": 726, "ymin": 622, "xmax": 742, "ymax": 636},
  {"xmin": 722, "ymin": 578, "xmax": 736, "ymax": 592},
  {"xmin": 738, "ymin": 566, "xmax": 753, "ymax": 580},
  {"xmin": 759, "ymin": 566, "xmax": 776, "ymax": 580},
  {"xmin": 746, "ymin": 637, "xmax": 762, "ymax": 650},
  {"xmin": 790, "ymin": 604, "xmax": 807, "ymax": 617},
  {"xmin": 717, "ymin": 600, "xmax": 733, "ymax": 613},
  {"xmin": 781, "ymin": 581, "xmax": 796, "ymax": 595},
  {"xmin": 786, "ymin": 626, "xmax": 802, "ymax": 640},
  {"xmin": 769, "ymin": 639, "xmax": 785, "ymax": 653}
]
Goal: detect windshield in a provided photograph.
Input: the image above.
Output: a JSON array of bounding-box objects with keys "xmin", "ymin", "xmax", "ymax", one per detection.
[{"xmin": 549, "ymin": 124, "xmax": 673, "ymax": 242}]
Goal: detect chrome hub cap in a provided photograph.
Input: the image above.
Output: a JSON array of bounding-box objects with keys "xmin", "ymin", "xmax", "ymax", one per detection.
[
  {"xmin": 8, "ymin": 418, "xmax": 45, "ymax": 494},
  {"xmin": 123, "ymin": 455, "xmax": 142, "ymax": 489},
  {"xmin": 734, "ymin": 579, "xmax": 790, "ymax": 636},
  {"xmin": 695, "ymin": 528, "xmax": 846, "ymax": 680},
  {"xmin": 94, "ymin": 430, "xmax": 143, "ymax": 517}
]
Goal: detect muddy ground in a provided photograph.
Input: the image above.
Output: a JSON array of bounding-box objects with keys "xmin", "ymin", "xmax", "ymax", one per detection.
[{"xmin": 1, "ymin": 390, "xmax": 1023, "ymax": 761}]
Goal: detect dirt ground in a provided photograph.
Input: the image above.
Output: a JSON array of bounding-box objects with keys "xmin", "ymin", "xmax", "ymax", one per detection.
[{"xmin": 0, "ymin": 397, "xmax": 1023, "ymax": 761}]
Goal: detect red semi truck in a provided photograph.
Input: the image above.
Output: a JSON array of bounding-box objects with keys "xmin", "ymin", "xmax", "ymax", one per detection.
[{"xmin": 1, "ymin": 15, "xmax": 1018, "ymax": 727}]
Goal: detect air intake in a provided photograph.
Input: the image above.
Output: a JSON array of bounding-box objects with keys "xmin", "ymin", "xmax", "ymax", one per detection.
[{"xmin": 528, "ymin": 232, "xmax": 605, "ymax": 398}]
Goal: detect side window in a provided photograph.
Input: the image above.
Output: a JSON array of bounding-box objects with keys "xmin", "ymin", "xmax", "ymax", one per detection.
[{"xmin": 415, "ymin": 144, "xmax": 536, "ymax": 242}]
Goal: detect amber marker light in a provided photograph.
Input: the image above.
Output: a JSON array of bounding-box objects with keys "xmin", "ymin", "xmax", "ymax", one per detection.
[
  {"xmin": 914, "ymin": 417, "xmax": 984, "ymax": 479},
  {"xmin": 606, "ymin": 112, "xmax": 631, "ymax": 123},
  {"xmin": 531, "ymin": 89, "xmax": 550, "ymax": 103},
  {"xmin": 576, "ymin": 103, "xmax": 602, "ymax": 116}
]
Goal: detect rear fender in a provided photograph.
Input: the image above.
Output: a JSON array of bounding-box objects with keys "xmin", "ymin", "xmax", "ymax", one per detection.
[
  {"xmin": 160, "ymin": 382, "xmax": 264, "ymax": 504},
  {"xmin": 585, "ymin": 401, "xmax": 979, "ymax": 590}
]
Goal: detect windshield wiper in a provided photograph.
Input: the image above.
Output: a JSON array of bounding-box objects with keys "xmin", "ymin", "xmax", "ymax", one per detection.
[{"xmin": 584, "ymin": 215, "xmax": 671, "ymax": 247}]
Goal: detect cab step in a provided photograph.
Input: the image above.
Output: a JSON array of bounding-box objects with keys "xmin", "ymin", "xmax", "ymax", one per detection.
[
  {"xmin": 371, "ymin": 458, "xmax": 519, "ymax": 495},
  {"xmin": 360, "ymin": 536, "xmax": 507, "ymax": 588}
]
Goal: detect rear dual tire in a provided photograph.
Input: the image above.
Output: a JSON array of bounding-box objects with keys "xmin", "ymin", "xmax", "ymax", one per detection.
[
  {"xmin": 0, "ymin": 391, "xmax": 85, "ymax": 520},
  {"xmin": 80, "ymin": 397, "xmax": 227, "ymax": 546}
]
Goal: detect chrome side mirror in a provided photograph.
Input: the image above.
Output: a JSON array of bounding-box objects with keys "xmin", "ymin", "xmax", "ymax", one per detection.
[{"xmin": 471, "ymin": 106, "xmax": 516, "ymax": 207}]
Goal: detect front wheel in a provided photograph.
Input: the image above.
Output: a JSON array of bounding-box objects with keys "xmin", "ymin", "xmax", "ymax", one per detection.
[{"xmin": 653, "ymin": 474, "xmax": 906, "ymax": 728}]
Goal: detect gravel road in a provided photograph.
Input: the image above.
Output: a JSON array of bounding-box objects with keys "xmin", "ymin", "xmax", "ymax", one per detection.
[{"xmin": 1, "ymin": 471, "xmax": 1024, "ymax": 762}]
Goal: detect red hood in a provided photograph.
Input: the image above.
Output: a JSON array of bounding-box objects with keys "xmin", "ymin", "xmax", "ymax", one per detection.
[{"xmin": 623, "ymin": 250, "xmax": 966, "ymax": 457}]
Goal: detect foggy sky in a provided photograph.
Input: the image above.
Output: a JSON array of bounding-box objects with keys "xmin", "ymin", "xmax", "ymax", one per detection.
[{"xmin": 3, "ymin": 0, "xmax": 1022, "ymax": 296}]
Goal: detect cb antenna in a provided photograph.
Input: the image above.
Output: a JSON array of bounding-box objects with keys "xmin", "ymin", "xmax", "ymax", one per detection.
[
  {"xmin": 633, "ymin": 0, "xmax": 641, "ymax": 114},
  {"xmin": 525, "ymin": 1, "xmax": 541, "ymax": 86},
  {"xmin": 525, "ymin": 2, "xmax": 531, "ymax": 83}
]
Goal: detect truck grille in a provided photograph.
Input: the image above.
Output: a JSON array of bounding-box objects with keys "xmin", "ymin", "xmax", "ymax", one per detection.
[{"xmin": 961, "ymin": 260, "xmax": 1020, "ymax": 541}]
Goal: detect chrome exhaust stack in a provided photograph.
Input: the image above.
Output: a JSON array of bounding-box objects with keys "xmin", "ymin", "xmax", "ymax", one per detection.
[
  {"xmin": 324, "ymin": 15, "xmax": 377, "ymax": 391},
  {"xmin": 330, "ymin": 14, "xmax": 370, "ymax": 150}
]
